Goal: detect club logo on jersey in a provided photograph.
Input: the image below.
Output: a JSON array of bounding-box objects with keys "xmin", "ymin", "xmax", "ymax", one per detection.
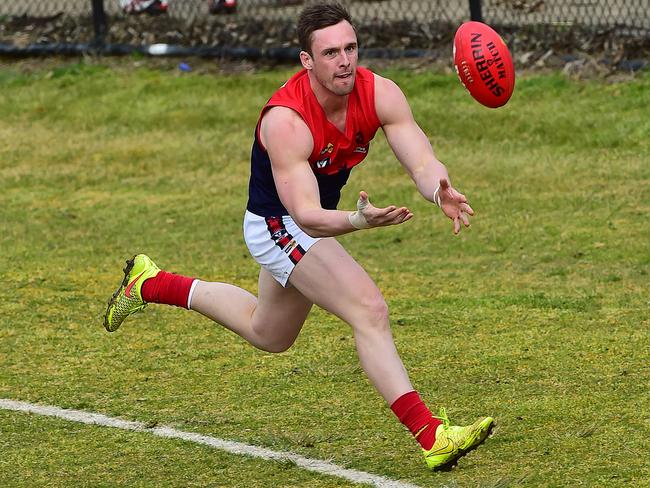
[
  {"xmin": 319, "ymin": 142, "xmax": 334, "ymax": 155},
  {"xmin": 353, "ymin": 131, "xmax": 368, "ymax": 154},
  {"xmin": 315, "ymin": 143, "xmax": 335, "ymax": 169}
]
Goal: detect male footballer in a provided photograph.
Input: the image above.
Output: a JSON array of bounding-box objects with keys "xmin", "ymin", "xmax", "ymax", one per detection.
[{"xmin": 104, "ymin": 1, "xmax": 493, "ymax": 470}]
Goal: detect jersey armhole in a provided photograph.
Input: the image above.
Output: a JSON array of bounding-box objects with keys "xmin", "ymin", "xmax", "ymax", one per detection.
[{"xmin": 256, "ymin": 103, "xmax": 310, "ymax": 154}]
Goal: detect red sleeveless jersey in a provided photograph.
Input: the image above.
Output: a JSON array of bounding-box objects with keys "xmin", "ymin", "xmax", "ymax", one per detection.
[
  {"xmin": 261, "ymin": 66, "xmax": 381, "ymax": 175},
  {"xmin": 247, "ymin": 66, "xmax": 382, "ymax": 217}
]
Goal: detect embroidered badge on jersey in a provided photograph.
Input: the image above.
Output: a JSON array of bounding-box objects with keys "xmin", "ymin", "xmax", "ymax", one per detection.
[
  {"xmin": 315, "ymin": 142, "xmax": 335, "ymax": 169},
  {"xmin": 353, "ymin": 130, "xmax": 369, "ymax": 154}
]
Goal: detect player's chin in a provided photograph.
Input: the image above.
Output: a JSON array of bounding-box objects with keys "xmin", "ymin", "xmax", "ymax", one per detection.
[
  {"xmin": 331, "ymin": 76, "xmax": 355, "ymax": 95},
  {"xmin": 332, "ymin": 85, "xmax": 354, "ymax": 96}
]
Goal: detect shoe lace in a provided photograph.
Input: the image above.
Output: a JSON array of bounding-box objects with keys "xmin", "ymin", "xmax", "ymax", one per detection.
[{"xmin": 433, "ymin": 407, "xmax": 450, "ymax": 430}]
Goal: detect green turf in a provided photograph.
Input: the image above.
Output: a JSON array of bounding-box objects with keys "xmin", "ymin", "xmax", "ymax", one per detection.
[{"xmin": 0, "ymin": 59, "xmax": 648, "ymax": 487}]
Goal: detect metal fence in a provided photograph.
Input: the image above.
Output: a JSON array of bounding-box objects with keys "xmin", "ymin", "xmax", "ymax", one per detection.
[{"xmin": 0, "ymin": 1, "xmax": 649, "ymax": 59}]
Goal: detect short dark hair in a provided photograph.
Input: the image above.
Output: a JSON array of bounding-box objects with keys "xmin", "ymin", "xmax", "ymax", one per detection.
[{"xmin": 297, "ymin": 2, "xmax": 356, "ymax": 55}]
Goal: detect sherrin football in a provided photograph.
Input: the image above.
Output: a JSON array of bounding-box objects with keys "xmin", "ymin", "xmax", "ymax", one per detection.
[{"xmin": 453, "ymin": 21, "xmax": 515, "ymax": 108}]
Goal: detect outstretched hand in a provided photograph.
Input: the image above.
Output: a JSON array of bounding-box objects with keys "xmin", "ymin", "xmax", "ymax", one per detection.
[
  {"xmin": 357, "ymin": 191, "xmax": 413, "ymax": 228},
  {"xmin": 437, "ymin": 179, "xmax": 474, "ymax": 234}
]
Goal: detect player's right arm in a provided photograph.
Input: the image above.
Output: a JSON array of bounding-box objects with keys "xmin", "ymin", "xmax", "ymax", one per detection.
[{"xmin": 260, "ymin": 106, "xmax": 411, "ymax": 237}]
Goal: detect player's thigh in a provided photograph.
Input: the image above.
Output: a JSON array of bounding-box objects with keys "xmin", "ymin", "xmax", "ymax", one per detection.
[
  {"xmin": 288, "ymin": 238, "xmax": 387, "ymax": 327},
  {"xmin": 252, "ymin": 267, "xmax": 313, "ymax": 337}
]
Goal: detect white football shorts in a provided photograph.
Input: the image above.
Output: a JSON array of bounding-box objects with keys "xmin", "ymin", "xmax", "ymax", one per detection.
[{"xmin": 243, "ymin": 210, "xmax": 320, "ymax": 287}]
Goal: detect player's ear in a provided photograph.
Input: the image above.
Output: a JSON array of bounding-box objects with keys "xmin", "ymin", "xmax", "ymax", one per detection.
[{"xmin": 300, "ymin": 51, "xmax": 313, "ymax": 70}]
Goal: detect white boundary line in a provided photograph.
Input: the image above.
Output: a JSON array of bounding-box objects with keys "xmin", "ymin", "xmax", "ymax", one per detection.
[{"xmin": 0, "ymin": 398, "xmax": 421, "ymax": 488}]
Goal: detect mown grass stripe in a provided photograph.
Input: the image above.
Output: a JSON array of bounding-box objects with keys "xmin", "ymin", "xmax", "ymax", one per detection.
[{"xmin": 0, "ymin": 398, "xmax": 421, "ymax": 488}]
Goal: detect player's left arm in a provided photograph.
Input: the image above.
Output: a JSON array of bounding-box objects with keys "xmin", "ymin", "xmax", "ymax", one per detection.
[{"xmin": 375, "ymin": 74, "xmax": 474, "ymax": 234}]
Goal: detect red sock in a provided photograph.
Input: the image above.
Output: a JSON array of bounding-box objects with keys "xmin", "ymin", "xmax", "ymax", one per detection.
[
  {"xmin": 390, "ymin": 390, "xmax": 442, "ymax": 450},
  {"xmin": 141, "ymin": 270, "xmax": 195, "ymax": 309}
]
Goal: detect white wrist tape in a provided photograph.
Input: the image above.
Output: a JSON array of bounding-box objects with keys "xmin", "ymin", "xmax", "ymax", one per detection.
[
  {"xmin": 432, "ymin": 184, "xmax": 441, "ymax": 207},
  {"xmin": 348, "ymin": 211, "xmax": 370, "ymax": 229},
  {"xmin": 348, "ymin": 195, "xmax": 371, "ymax": 229}
]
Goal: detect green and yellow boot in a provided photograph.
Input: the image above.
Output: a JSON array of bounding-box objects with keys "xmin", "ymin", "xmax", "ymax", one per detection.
[
  {"xmin": 103, "ymin": 254, "xmax": 160, "ymax": 332},
  {"xmin": 423, "ymin": 408, "xmax": 494, "ymax": 470}
]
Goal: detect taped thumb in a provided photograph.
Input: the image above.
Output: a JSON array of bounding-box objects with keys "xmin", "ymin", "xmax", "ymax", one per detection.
[
  {"xmin": 349, "ymin": 192, "xmax": 371, "ymax": 229},
  {"xmin": 357, "ymin": 193, "xmax": 370, "ymax": 211}
]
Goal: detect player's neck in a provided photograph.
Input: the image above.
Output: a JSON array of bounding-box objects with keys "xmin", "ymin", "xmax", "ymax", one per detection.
[{"xmin": 308, "ymin": 71, "xmax": 349, "ymax": 119}]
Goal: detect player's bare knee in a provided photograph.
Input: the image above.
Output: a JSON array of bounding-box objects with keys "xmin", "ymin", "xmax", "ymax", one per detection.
[
  {"xmin": 260, "ymin": 337, "xmax": 296, "ymax": 353},
  {"xmin": 353, "ymin": 295, "xmax": 390, "ymax": 332},
  {"xmin": 251, "ymin": 321, "xmax": 299, "ymax": 353}
]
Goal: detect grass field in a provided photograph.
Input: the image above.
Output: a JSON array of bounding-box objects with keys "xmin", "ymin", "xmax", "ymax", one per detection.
[{"xmin": 0, "ymin": 59, "xmax": 648, "ymax": 487}]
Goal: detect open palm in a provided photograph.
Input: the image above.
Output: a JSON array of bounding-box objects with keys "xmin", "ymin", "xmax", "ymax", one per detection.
[{"xmin": 437, "ymin": 179, "xmax": 474, "ymax": 234}]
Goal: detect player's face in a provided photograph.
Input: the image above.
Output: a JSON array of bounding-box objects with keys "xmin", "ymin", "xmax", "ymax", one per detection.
[{"xmin": 305, "ymin": 20, "xmax": 358, "ymax": 96}]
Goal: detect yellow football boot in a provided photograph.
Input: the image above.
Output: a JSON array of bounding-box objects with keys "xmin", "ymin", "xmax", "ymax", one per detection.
[
  {"xmin": 423, "ymin": 408, "xmax": 494, "ymax": 470},
  {"xmin": 103, "ymin": 254, "xmax": 160, "ymax": 332}
]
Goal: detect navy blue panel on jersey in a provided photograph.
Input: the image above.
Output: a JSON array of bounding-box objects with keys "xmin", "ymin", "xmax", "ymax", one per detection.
[
  {"xmin": 246, "ymin": 133, "xmax": 288, "ymax": 217},
  {"xmin": 246, "ymin": 131, "xmax": 352, "ymax": 218}
]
